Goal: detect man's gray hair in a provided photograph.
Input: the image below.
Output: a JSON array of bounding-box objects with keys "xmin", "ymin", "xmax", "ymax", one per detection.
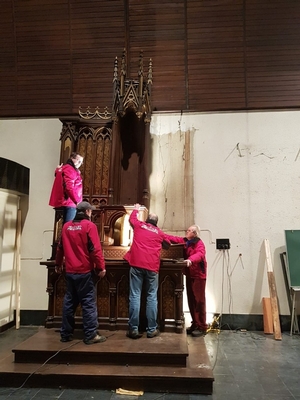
[
  {"xmin": 147, "ymin": 213, "xmax": 158, "ymax": 224},
  {"xmin": 191, "ymin": 225, "xmax": 201, "ymax": 237}
]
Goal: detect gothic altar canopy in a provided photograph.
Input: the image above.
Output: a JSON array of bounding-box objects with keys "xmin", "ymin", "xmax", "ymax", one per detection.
[{"xmin": 42, "ymin": 51, "xmax": 185, "ymax": 334}]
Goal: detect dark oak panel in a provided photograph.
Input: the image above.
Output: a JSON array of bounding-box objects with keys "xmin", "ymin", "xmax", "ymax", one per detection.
[
  {"xmin": 42, "ymin": 260, "xmax": 185, "ymax": 334},
  {"xmin": 1, "ymin": 0, "xmax": 300, "ymax": 116}
]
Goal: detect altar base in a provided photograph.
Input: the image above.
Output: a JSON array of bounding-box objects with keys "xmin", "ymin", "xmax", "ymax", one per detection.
[{"xmin": 0, "ymin": 327, "xmax": 214, "ymax": 394}]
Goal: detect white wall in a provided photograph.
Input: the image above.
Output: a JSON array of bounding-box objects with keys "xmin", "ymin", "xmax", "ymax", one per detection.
[
  {"xmin": 150, "ymin": 110, "xmax": 300, "ymax": 317},
  {"xmin": 0, "ymin": 118, "xmax": 61, "ymax": 310},
  {"xmin": 0, "ymin": 111, "xmax": 297, "ymax": 318}
]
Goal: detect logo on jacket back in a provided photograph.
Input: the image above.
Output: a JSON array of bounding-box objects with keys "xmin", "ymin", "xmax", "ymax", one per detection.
[
  {"xmin": 66, "ymin": 226, "xmax": 82, "ymax": 231},
  {"xmin": 141, "ymin": 224, "xmax": 159, "ymax": 234}
]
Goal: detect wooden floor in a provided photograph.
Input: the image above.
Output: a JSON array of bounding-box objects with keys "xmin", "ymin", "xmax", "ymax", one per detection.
[{"xmin": 0, "ymin": 327, "xmax": 214, "ymax": 394}]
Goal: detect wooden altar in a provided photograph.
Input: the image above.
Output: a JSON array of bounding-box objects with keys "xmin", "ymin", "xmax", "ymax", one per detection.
[
  {"xmin": 42, "ymin": 52, "xmax": 185, "ymax": 334},
  {"xmin": 41, "ymin": 256, "xmax": 185, "ymax": 334}
]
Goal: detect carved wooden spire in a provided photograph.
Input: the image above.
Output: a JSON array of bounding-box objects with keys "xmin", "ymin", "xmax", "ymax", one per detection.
[{"xmin": 112, "ymin": 50, "xmax": 152, "ymax": 123}]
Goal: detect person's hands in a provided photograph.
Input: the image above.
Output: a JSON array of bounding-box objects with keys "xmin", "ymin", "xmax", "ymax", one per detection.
[
  {"xmin": 98, "ymin": 269, "xmax": 106, "ymax": 279},
  {"xmin": 184, "ymin": 259, "xmax": 192, "ymax": 267},
  {"xmin": 55, "ymin": 265, "xmax": 63, "ymax": 274},
  {"xmin": 134, "ymin": 203, "xmax": 141, "ymax": 210}
]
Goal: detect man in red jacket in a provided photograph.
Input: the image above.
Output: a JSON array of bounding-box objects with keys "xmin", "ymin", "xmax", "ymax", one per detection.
[
  {"xmin": 55, "ymin": 201, "xmax": 106, "ymax": 344},
  {"xmin": 166, "ymin": 225, "xmax": 208, "ymax": 337},
  {"xmin": 124, "ymin": 203, "xmax": 171, "ymax": 339}
]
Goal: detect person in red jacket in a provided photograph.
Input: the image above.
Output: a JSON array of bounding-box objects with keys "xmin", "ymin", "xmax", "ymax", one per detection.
[
  {"xmin": 55, "ymin": 201, "xmax": 106, "ymax": 344},
  {"xmin": 166, "ymin": 225, "xmax": 208, "ymax": 337},
  {"xmin": 124, "ymin": 203, "xmax": 171, "ymax": 339},
  {"xmin": 48, "ymin": 163, "xmax": 64, "ymax": 208},
  {"xmin": 49, "ymin": 152, "xmax": 83, "ymax": 224}
]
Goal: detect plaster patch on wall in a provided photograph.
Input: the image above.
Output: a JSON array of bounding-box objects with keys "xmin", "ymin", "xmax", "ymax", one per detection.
[{"xmin": 149, "ymin": 127, "xmax": 195, "ymax": 233}]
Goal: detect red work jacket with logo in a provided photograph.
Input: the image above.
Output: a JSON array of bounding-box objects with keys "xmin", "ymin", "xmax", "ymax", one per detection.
[
  {"xmin": 56, "ymin": 215, "xmax": 105, "ymax": 274},
  {"xmin": 124, "ymin": 209, "xmax": 170, "ymax": 273}
]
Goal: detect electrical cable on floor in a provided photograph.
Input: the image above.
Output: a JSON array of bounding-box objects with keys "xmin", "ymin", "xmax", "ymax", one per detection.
[
  {"xmin": 226, "ymin": 250, "xmax": 233, "ymax": 316},
  {"xmin": 208, "ymin": 250, "xmax": 227, "ymax": 371},
  {"xmin": 0, "ymin": 330, "xmax": 167, "ymax": 399},
  {"xmin": 232, "ymin": 328, "xmax": 266, "ymax": 341},
  {"xmin": 208, "ymin": 328, "xmax": 220, "ymax": 371},
  {"xmin": 221, "ymin": 249, "xmax": 235, "ymax": 331},
  {"xmin": 146, "ymin": 394, "xmax": 165, "ymax": 400},
  {"xmin": 248, "ymin": 332, "xmax": 266, "ymax": 341},
  {"xmin": 1, "ymin": 340, "xmax": 83, "ymax": 398},
  {"xmin": 209, "ymin": 249, "xmax": 239, "ymax": 370}
]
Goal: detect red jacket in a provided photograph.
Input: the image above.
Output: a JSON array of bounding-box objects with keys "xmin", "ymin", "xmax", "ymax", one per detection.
[
  {"xmin": 56, "ymin": 215, "xmax": 105, "ymax": 274},
  {"xmin": 62, "ymin": 162, "xmax": 82, "ymax": 207},
  {"xmin": 166, "ymin": 235, "xmax": 207, "ymax": 279},
  {"xmin": 49, "ymin": 160, "xmax": 82, "ymax": 208},
  {"xmin": 49, "ymin": 165, "xmax": 64, "ymax": 208},
  {"xmin": 124, "ymin": 209, "xmax": 171, "ymax": 273}
]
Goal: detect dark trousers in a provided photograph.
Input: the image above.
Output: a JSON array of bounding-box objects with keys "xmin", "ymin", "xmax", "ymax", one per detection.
[
  {"xmin": 61, "ymin": 272, "xmax": 98, "ymax": 341},
  {"xmin": 186, "ymin": 274, "xmax": 207, "ymax": 331}
]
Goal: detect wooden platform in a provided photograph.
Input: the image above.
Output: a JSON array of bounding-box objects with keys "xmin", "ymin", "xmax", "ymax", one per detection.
[{"xmin": 0, "ymin": 328, "xmax": 214, "ymax": 394}]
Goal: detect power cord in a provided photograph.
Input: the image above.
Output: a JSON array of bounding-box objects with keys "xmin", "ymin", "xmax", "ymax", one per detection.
[
  {"xmin": 0, "ymin": 328, "xmax": 121, "ymax": 398},
  {"xmin": 207, "ymin": 249, "xmax": 236, "ymax": 371},
  {"xmin": 0, "ymin": 339, "xmax": 82, "ymax": 398}
]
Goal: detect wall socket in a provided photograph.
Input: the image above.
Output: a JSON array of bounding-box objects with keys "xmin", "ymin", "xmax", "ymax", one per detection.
[{"xmin": 216, "ymin": 238, "xmax": 230, "ymax": 250}]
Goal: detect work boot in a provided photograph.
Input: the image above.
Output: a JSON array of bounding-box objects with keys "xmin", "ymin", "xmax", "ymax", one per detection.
[
  {"xmin": 60, "ymin": 335, "xmax": 73, "ymax": 343},
  {"xmin": 191, "ymin": 329, "xmax": 206, "ymax": 337},
  {"xmin": 147, "ymin": 329, "xmax": 160, "ymax": 338},
  {"xmin": 84, "ymin": 334, "xmax": 107, "ymax": 345},
  {"xmin": 186, "ymin": 325, "xmax": 196, "ymax": 335},
  {"xmin": 126, "ymin": 330, "xmax": 143, "ymax": 339}
]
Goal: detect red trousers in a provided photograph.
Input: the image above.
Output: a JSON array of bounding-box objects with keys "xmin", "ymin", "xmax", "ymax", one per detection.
[{"xmin": 185, "ymin": 274, "xmax": 207, "ymax": 331}]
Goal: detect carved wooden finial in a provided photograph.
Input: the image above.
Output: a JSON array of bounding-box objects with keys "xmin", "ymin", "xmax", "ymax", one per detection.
[
  {"xmin": 112, "ymin": 50, "xmax": 152, "ymax": 122},
  {"xmin": 113, "ymin": 56, "xmax": 118, "ymax": 84},
  {"xmin": 148, "ymin": 59, "xmax": 153, "ymax": 85}
]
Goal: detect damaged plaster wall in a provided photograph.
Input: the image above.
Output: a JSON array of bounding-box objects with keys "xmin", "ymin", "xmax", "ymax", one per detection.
[
  {"xmin": 149, "ymin": 114, "xmax": 195, "ymax": 232},
  {"xmin": 150, "ymin": 110, "xmax": 300, "ymax": 318}
]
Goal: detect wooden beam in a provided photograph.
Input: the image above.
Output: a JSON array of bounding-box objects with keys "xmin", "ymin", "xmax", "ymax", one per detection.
[
  {"xmin": 262, "ymin": 297, "xmax": 274, "ymax": 334},
  {"xmin": 264, "ymin": 239, "xmax": 282, "ymax": 340}
]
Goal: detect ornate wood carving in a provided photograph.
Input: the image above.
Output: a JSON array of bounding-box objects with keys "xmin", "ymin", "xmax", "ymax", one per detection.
[
  {"xmin": 41, "ymin": 260, "xmax": 185, "ymax": 333},
  {"xmin": 112, "ymin": 50, "xmax": 152, "ymax": 123}
]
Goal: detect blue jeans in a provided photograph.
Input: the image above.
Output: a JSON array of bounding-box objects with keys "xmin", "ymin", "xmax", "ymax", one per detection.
[
  {"xmin": 61, "ymin": 272, "xmax": 98, "ymax": 342},
  {"xmin": 128, "ymin": 266, "xmax": 159, "ymax": 334},
  {"xmin": 63, "ymin": 206, "xmax": 77, "ymax": 224}
]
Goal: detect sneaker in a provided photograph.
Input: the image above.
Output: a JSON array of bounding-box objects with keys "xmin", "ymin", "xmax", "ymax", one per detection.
[
  {"xmin": 84, "ymin": 334, "xmax": 107, "ymax": 345},
  {"xmin": 60, "ymin": 335, "xmax": 73, "ymax": 343},
  {"xmin": 126, "ymin": 330, "xmax": 143, "ymax": 339},
  {"xmin": 191, "ymin": 329, "xmax": 206, "ymax": 337},
  {"xmin": 147, "ymin": 329, "xmax": 160, "ymax": 338}
]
